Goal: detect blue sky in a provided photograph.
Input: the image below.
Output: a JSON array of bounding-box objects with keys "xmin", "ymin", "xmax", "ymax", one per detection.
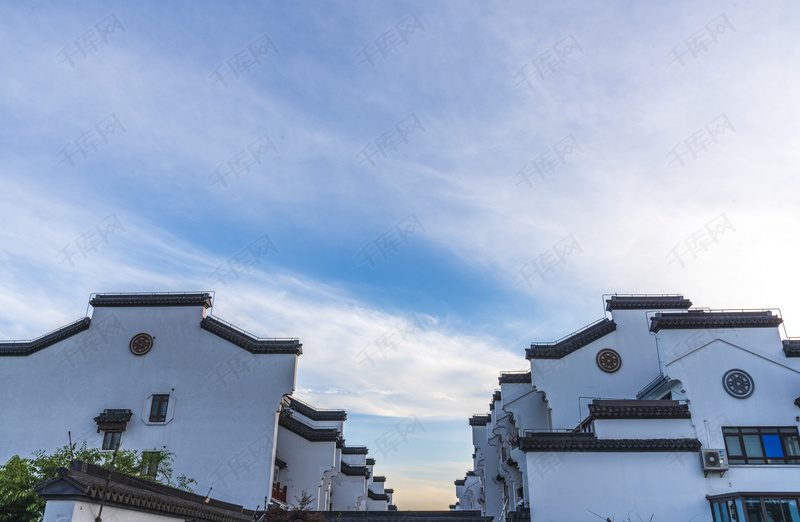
[{"xmin": 2, "ymin": 0, "xmax": 800, "ymax": 510}]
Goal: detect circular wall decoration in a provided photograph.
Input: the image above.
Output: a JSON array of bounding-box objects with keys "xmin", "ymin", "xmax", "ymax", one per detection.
[
  {"xmin": 596, "ymin": 349, "xmax": 621, "ymax": 373},
  {"xmin": 722, "ymin": 369, "xmax": 754, "ymax": 399},
  {"xmin": 129, "ymin": 333, "xmax": 154, "ymax": 356}
]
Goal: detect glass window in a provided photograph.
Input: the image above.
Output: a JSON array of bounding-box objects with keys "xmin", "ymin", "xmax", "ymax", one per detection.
[
  {"xmin": 763, "ymin": 435, "xmax": 784, "ymax": 459},
  {"xmin": 745, "ymin": 498, "xmax": 765, "ymax": 522},
  {"xmin": 149, "ymin": 394, "xmax": 169, "ymax": 423},
  {"xmin": 785, "ymin": 499, "xmax": 800, "ymax": 522},
  {"xmin": 722, "ymin": 427, "xmax": 800, "ymax": 465},
  {"xmin": 102, "ymin": 431, "xmax": 121, "ymax": 450}
]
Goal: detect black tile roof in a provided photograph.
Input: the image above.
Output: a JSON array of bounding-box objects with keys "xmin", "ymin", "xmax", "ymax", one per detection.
[
  {"xmin": 373, "ymin": 476, "xmax": 386, "ymax": 482},
  {"xmin": 0, "ymin": 317, "xmax": 91, "ymax": 356},
  {"xmin": 35, "ymin": 461, "xmax": 253, "ymax": 521},
  {"xmin": 341, "ymin": 446, "xmax": 369, "ymax": 455},
  {"xmin": 519, "ymin": 433, "xmax": 701, "ymax": 453},
  {"xmin": 465, "ymin": 471, "xmax": 477, "ymax": 476},
  {"xmin": 287, "ymin": 396, "xmax": 347, "ymax": 421},
  {"xmin": 278, "ymin": 412, "xmax": 340, "ymax": 442},
  {"xmin": 587, "ymin": 400, "xmax": 691, "ymax": 419},
  {"xmin": 201, "ymin": 316, "xmax": 301, "ymax": 354},
  {"xmin": 605, "ymin": 295, "xmax": 692, "ymax": 311},
  {"xmin": 275, "ymin": 457, "xmax": 287, "ymax": 469},
  {"xmin": 783, "ymin": 340, "xmax": 800, "ymax": 357},
  {"xmin": 341, "ymin": 462, "xmax": 370, "ymax": 477},
  {"xmin": 90, "ymin": 292, "xmax": 213, "ymax": 308},
  {"xmin": 368, "ymin": 489, "xmax": 389, "ymax": 501},
  {"xmin": 384, "ymin": 488, "xmax": 394, "ymax": 494},
  {"xmin": 649, "ymin": 311, "xmax": 783, "ymax": 333},
  {"xmin": 469, "ymin": 415, "xmax": 490, "ymax": 426},
  {"xmin": 454, "ymin": 479, "xmax": 466, "ymax": 486},
  {"xmin": 527, "ymin": 319, "xmax": 616, "ymax": 360},
  {"xmin": 492, "ymin": 391, "xmax": 501, "ymax": 402},
  {"xmin": 366, "ymin": 458, "xmax": 376, "ymax": 466},
  {"xmin": 499, "ymin": 372, "xmax": 531, "ymax": 384},
  {"xmin": 93, "ymin": 409, "xmax": 133, "ymax": 424}
]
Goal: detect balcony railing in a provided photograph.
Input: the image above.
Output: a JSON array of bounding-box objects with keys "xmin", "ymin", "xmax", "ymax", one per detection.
[{"xmin": 272, "ymin": 482, "xmax": 287, "ymax": 503}]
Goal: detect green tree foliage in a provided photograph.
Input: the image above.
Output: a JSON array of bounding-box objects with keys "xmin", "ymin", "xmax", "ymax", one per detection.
[
  {"xmin": 265, "ymin": 491, "xmax": 325, "ymax": 522},
  {"xmin": 0, "ymin": 442, "xmax": 196, "ymax": 522}
]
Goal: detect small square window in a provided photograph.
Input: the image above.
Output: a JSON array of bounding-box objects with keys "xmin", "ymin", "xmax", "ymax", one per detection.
[
  {"xmin": 102, "ymin": 431, "xmax": 121, "ymax": 450},
  {"xmin": 149, "ymin": 394, "xmax": 170, "ymax": 423}
]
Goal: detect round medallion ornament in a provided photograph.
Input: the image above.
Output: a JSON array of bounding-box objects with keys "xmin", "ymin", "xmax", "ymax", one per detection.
[
  {"xmin": 722, "ymin": 369, "xmax": 754, "ymax": 399},
  {"xmin": 596, "ymin": 349, "xmax": 621, "ymax": 373},
  {"xmin": 129, "ymin": 333, "xmax": 154, "ymax": 356}
]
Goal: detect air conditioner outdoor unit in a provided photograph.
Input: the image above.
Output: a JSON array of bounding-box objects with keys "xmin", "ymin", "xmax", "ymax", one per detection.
[{"xmin": 701, "ymin": 449, "xmax": 729, "ymax": 477}]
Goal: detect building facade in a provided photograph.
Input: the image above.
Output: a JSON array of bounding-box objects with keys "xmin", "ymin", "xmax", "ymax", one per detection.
[
  {"xmin": 1, "ymin": 291, "xmax": 395, "ymax": 512},
  {"xmin": 454, "ymin": 294, "xmax": 800, "ymax": 522}
]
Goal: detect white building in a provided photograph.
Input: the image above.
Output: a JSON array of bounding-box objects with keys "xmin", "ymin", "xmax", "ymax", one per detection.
[
  {"xmin": 455, "ymin": 294, "xmax": 800, "ymax": 522},
  {"xmin": 0, "ymin": 291, "xmax": 301, "ymax": 509}
]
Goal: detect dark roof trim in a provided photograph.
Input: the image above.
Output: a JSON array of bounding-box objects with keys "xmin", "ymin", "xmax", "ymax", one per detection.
[
  {"xmin": 492, "ymin": 391, "xmax": 501, "ymax": 402},
  {"xmin": 384, "ymin": 488, "xmax": 393, "ymax": 494},
  {"xmin": 341, "ymin": 462, "xmax": 370, "ymax": 477},
  {"xmin": 341, "ymin": 446, "xmax": 369, "ymax": 455},
  {"xmin": 90, "ymin": 292, "xmax": 213, "ymax": 308},
  {"xmin": 527, "ymin": 319, "xmax": 617, "ymax": 360},
  {"xmin": 35, "ymin": 461, "xmax": 253, "ymax": 522},
  {"xmin": 274, "ymin": 457, "xmax": 287, "ymax": 469},
  {"xmin": 201, "ymin": 316, "xmax": 301, "ymax": 355},
  {"xmin": 783, "ymin": 340, "xmax": 800, "ymax": 358},
  {"xmin": 649, "ymin": 311, "xmax": 782, "ymax": 333},
  {"xmin": 588, "ymin": 400, "xmax": 690, "ymax": 420},
  {"xmin": 366, "ymin": 458, "xmax": 376, "ymax": 466},
  {"xmin": 499, "ymin": 372, "xmax": 531, "ymax": 384},
  {"xmin": 367, "ymin": 489, "xmax": 389, "ymax": 501},
  {"xmin": 93, "ymin": 409, "xmax": 133, "ymax": 424},
  {"xmin": 0, "ymin": 317, "xmax": 91, "ymax": 356},
  {"xmin": 287, "ymin": 396, "xmax": 347, "ymax": 421},
  {"xmin": 454, "ymin": 479, "xmax": 466, "ymax": 486},
  {"xmin": 469, "ymin": 415, "xmax": 490, "ymax": 426},
  {"xmin": 373, "ymin": 476, "xmax": 386, "ymax": 482},
  {"xmin": 465, "ymin": 471, "xmax": 477, "ymax": 476},
  {"xmin": 278, "ymin": 413, "xmax": 340, "ymax": 442},
  {"xmin": 606, "ymin": 295, "xmax": 692, "ymax": 311},
  {"xmin": 520, "ymin": 434, "xmax": 701, "ymax": 453}
]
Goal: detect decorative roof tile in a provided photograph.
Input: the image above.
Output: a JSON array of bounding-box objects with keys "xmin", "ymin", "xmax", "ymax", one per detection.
[
  {"xmin": 492, "ymin": 391, "xmax": 501, "ymax": 402},
  {"xmin": 341, "ymin": 446, "xmax": 369, "ymax": 455},
  {"xmin": 366, "ymin": 458, "xmax": 376, "ymax": 466},
  {"xmin": 367, "ymin": 489, "xmax": 389, "ymax": 501},
  {"xmin": 527, "ymin": 319, "xmax": 617, "ymax": 360},
  {"xmin": 454, "ymin": 479, "xmax": 466, "ymax": 486},
  {"xmin": 650, "ymin": 311, "xmax": 782, "ymax": 333},
  {"xmin": 519, "ymin": 433, "xmax": 701, "ymax": 453},
  {"xmin": 287, "ymin": 396, "xmax": 347, "ymax": 421},
  {"xmin": 373, "ymin": 476, "xmax": 386, "ymax": 482},
  {"xmin": 90, "ymin": 292, "xmax": 213, "ymax": 308},
  {"xmin": 201, "ymin": 316, "xmax": 301, "ymax": 354},
  {"xmin": 605, "ymin": 295, "xmax": 692, "ymax": 311},
  {"xmin": 587, "ymin": 400, "xmax": 690, "ymax": 419},
  {"xmin": 783, "ymin": 340, "xmax": 800, "ymax": 358},
  {"xmin": 499, "ymin": 372, "xmax": 531, "ymax": 384},
  {"xmin": 384, "ymin": 488, "xmax": 394, "ymax": 494},
  {"xmin": 35, "ymin": 461, "xmax": 253, "ymax": 522},
  {"xmin": 278, "ymin": 413, "xmax": 340, "ymax": 442},
  {"xmin": 341, "ymin": 462, "xmax": 370, "ymax": 476},
  {"xmin": 0, "ymin": 317, "xmax": 91, "ymax": 356},
  {"xmin": 469, "ymin": 415, "xmax": 490, "ymax": 426},
  {"xmin": 93, "ymin": 409, "xmax": 133, "ymax": 424}
]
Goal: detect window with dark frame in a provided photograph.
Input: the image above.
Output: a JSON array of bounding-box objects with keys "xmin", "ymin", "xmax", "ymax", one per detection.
[
  {"xmin": 710, "ymin": 495, "xmax": 800, "ymax": 522},
  {"xmin": 102, "ymin": 431, "xmax": 121, "ymax": 450},
  {"xmin": 722, "ymin": 427, "xmax": 800, "ymax": 465},
  {"xmin": 149, "ymin": 394, "xmax": 170, "ymax": 423}
]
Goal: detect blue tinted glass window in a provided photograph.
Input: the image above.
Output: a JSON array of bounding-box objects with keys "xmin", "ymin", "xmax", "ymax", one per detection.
[{"xmin": 763, "ymin": 434, "xmax": 784, "ymax": 458}]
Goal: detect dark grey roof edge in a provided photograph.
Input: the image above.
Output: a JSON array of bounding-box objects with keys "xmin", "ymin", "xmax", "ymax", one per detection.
[
  {"xmin": 650, "ymin": 311, "xmax": 783, "ymax": 333},
  {"xmin": 588, "ymin": 400, "xmax": 691, "ymax": 420},
  {"xmin": 341, "ymin": 446, "xmax": 369, "ymax": 455},
  {"xmin": 278, "ymin": 413, "xmax": 340, "ymax": 442},
  {"xmin": 606, "ymin": 295, "xmax": 692, "ymax": 311},
  {"xmin": 499, "ymin": 372, "xmax": 531, "ymax": 384},
  {"xmin": 520, "ymin": 436, "xmax": 701, "ymax": 453},
  {"xmin": 35, "ymin": 460, "xmax": 253, "ymax": 522},
  {"xmin": 368, "ymin": 489, "xmax": 389, "ymax": 501},
  {"xmin": 0, "ymin": 317, "xmax": 91, "ymax": 356},
  {"xmin": 373, "ymin": 476, "xmax": 386, "ymax": 482},
  {"xmin": 469, "ymin": 415, "xmax": 490, "ymax": 426},
  {"xmin": 200, "ymin": 316, "xmax": 301, "ymax": 354},
  {"xmin": 90, "ymin": 292, "xmax": 213, "ymax": 308},
  {"xmin": 341, "ymin": 462, "xmax": 370, "ymax": 476},
  {"xmin": 287, "ymin": 396, "xmax": 347, "ymax": 421},
  {"xmin": 527, "ymin": 319, "xmax": 617, "ymax": 360},
  {"xmin": 783, "ymin": 340, "xmax": 800, "ymax": 358}
]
